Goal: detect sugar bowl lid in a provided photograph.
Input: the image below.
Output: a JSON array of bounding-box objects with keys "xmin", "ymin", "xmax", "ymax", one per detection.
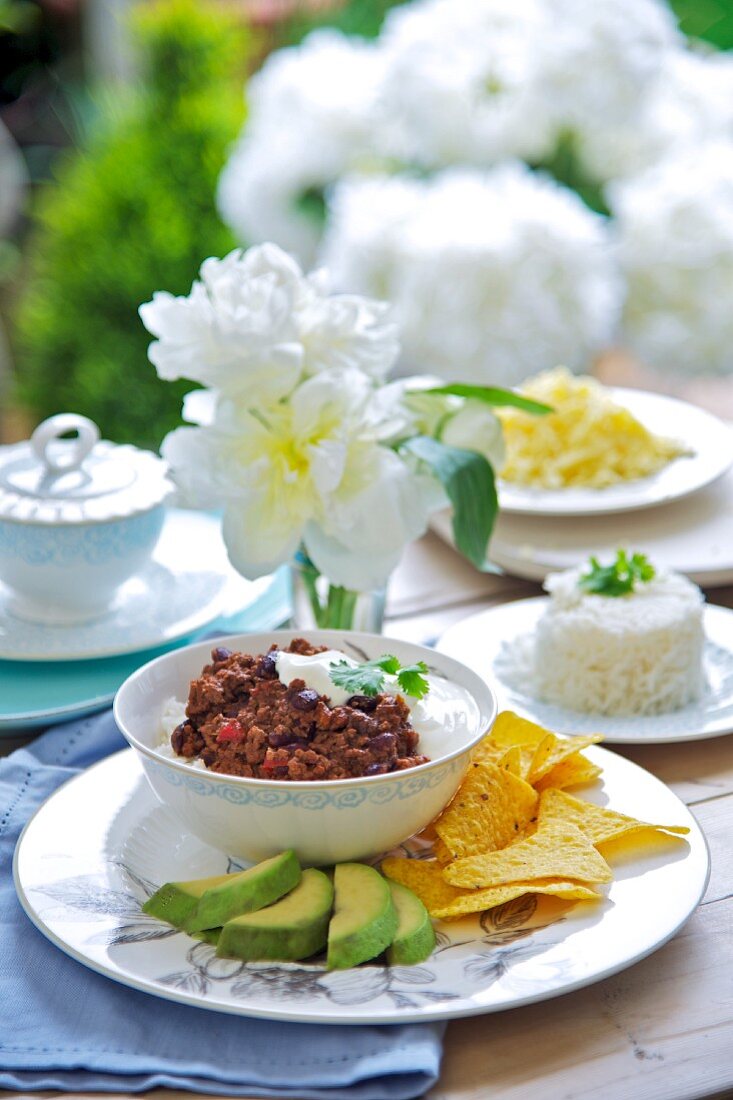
[{"xmin": 0, "ymin": 414, "xmax": 174, "ymax": 524}]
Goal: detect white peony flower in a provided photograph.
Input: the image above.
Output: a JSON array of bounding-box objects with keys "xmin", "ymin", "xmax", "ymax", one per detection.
[
  {"xmin": 217, "ymin": 30, "xmax": 387, "ymax": 267},
  {"xmin": 297, "ymin": 281, "xmax": 400, "ymax": 382},
  {"xmin": 546, "ymin": 0, "xmax": 681, "ymax": 181},
  {"xmin": 139, "ymin": 245, "xmax": 303, "ymax": 402},
  {"xmin": 162, "ymin": 367, "xmax": 439, "ymax": 588},
  {"xmin": 611, "ymin": 141, "xmax": 733, "ymax": 376},
  {"xmin": 377, "ymin": 0, "xmax": 556, "ymax": 169},
  {"xmin": 440, "ymin": 400, "xmax": 505, "ymax": 471},
  {"xmin": 322, "ymin": 166, "xmax": 621, "ymax": 387},
  {"xmin": 141, "ymin": 242, "xmax": 400, "ymax": 397}
]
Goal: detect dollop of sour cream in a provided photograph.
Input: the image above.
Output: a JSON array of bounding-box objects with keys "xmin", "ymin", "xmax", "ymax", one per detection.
[{"xmin": 274, "ymin": 648, "xmax": 480, "ymax": 758}]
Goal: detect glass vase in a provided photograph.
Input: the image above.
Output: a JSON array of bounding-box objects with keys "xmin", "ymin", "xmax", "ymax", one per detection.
[{"xmin": 289, "ymin": 550, "xmax": 386, "ymax": 634}]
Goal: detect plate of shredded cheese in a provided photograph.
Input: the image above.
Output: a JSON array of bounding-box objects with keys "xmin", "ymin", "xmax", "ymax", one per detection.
[{"xmin": 495, "ymin": 369, "xmax": 733, "ymax": 516}]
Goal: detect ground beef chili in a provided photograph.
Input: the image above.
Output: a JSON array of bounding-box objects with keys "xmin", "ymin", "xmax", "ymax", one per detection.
[{"xmin": 171, "ymin": 638, "xmax": 430, "ymax": 781}]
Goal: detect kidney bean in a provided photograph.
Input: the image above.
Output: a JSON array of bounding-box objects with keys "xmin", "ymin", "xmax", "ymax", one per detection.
[
  {"xmin": 268, "ymin": 729, "xmax": 295, "ymax": 748},
  {"xmin": 347, "ymin": 695, "xmax": 378, "ymax": 712},
  {"xmin": 369, "ymin": 732, "xmax": 397, "ymax": 753},
  {"xmin": 171, "ymin": 723, "xmax": 187, "ymax": 755},
  {"xmin": 290, "ymin": 689, "xmax": 319, "ymax": 711},
  {"xmin": 364, "ymin": 762, "xmax": 389, "ymax": 776},
  {"xmin": 256, "ymin": 651, "xmax": 279, "ymax": 678}
]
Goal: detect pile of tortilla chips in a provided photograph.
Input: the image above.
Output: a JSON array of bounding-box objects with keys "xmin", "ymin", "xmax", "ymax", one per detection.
[{"xmin": 382, "ymin": 711, "xmax": 689, "ymax": 921}]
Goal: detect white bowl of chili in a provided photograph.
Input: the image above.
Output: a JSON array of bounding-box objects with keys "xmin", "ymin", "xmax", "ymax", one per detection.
[{"xmin": 114, "ymin": 629, "xmax": 497, "ymax": 866}]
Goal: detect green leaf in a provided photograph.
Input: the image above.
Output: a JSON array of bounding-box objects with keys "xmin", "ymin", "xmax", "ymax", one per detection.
[
  {"xmin": 329, "ymin": 659, "xmax": 387, "ymax": 697},
  {"xmin": 328, "ymin": 655, "xmax": 430, "ymax": 699},
  {"xmin": 397, "ymin": 661, "xmax": 430, "ymax": 700},
  {"xmin": 578, "ymin": 550, "xmax": 657, "ymax": 598},
  {"xmin": 425, "ymin": 384, "xmax": 552, "ymax": 416},
  {"xmin": 403, "ymin": 435, "xmax": 498, "ymax": 570},
  {"xmin": 375, "ymin": 655, "xmax": 401, "ymax": 675}
]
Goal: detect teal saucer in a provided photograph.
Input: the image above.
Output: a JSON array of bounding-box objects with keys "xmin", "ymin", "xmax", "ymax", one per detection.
[{"xmin": 0, "ymin": 568, "xmax": 290, "ymax": 733}]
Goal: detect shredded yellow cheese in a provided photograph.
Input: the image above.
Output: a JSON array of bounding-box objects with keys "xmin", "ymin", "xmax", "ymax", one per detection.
[{"xmin": 498, "ymin": 367, "xmax": 690, "ymax": 490}]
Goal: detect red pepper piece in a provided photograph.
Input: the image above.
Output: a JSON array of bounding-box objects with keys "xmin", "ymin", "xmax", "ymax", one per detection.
[{"xmin": 217, "ymin": 720, "xmax": 244, "ymax": 743}]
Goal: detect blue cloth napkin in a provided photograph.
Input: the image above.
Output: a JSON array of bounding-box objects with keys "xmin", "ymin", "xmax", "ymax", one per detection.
[{"xmin": 0, "ymin": 713, "xmax": 445, "ymax": 1097}]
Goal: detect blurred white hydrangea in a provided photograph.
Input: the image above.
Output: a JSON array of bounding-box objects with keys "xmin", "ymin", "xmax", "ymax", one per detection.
[
  {"xmin": 322, "ymin": 166, "xmax": 621, "ymax": 386},
  {"xmin": 576, "ymin": 50, "xmax": 733, "ymax": 184},
  {"xmin": 611, "ymin": 142, "xmax": 733, "ymax": 376},
  {"xmin": 217, "ymin": 31, "xmax": 386, "ymax": 267},
  {"xmin": 546, "ymin": 0, "xmax": 681, "ymax": 181},
  {"xmin": 377, "ymin": 0, "xmax": 555, "ymax": 168},
  {"xmin": 320, "ymin": 174, "xmax": 421, "ymax": 302}
]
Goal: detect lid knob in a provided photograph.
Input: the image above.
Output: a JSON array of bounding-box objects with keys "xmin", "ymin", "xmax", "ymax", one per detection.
[{"xmin": 30, "ymin": 414, "xmax": 100, "ymax": 476}]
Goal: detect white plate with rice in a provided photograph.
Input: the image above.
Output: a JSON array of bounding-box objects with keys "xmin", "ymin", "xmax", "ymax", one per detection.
[
  {"xmin": 436, "ymin": 599, "xmax": 733, "ymax": 744},
  {"xmin": 498, "ymin": 389, "xmax": 733, "ymax": 517}
]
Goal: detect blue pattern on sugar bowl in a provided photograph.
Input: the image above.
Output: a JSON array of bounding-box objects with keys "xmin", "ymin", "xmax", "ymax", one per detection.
[
  {"xmin": 0, "ymin": 508, "xmax": 165, "ymax": 567},
  {"xmin": 0, "ymin": 414, "xmax": 173, "ymax": 623}
]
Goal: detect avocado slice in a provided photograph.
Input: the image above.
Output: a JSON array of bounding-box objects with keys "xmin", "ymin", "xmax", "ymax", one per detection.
[
  {"xmin": 327, "ymin": 863, "xmax": 398, "ymax": 970},
  {"xmin": 142, "ymin": 872, "xmax": 234, "ymax": 928},
  {"xmin": 184, "ymin": 850, "xmax": 301, "ymax": 933},
  {"xmin": 386, "ymin": 881, "xmax": 436, "ymax": 966},
  {"xmin": 192, "ymin": 927, "xmax": 221, "ymax": 946},
  {"xmin": 216, "ymin": 868, "xmax": 334, "ymax": 962}
]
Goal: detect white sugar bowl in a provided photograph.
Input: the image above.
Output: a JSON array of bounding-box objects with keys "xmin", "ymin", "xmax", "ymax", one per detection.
[{"xmin": 0, "ymin": 414, "xmax": 174, "ymax": 624}]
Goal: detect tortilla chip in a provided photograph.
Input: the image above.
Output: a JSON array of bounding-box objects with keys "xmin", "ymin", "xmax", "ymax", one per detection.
[
  {"xmin": 529, "ymin": 734, "xmax": 603, "ymax": 784},
  {"xmin": 534, "ymin": 754, "xmax": 602, "ymax": 792},
  {"xmin": 490, "ymin": 711, "xmax": 552, "ymax": 748},
  {"xmin": 433, "ymin": 837, "xmax": 453, "ymax": 865},
  {"xmin": 537, "ymin": 788, "xmax": 690, "ymax": 847},
  {"xmin": 433, "ymin": 879, "xmax": 600, "ymax": 920},
  {"xmin": 381, "ymin": 857, "xmax": 599, "ymax": 920},
  {"xmin": 435, "ymin": 761, "xmax": 538, "ymax": 860},
  {"xmin": 527, "ymin": 734, "xmax": 558, "ymax": 782},
  {"xmin": 444, "ymin": 821, "xmax": 613, "ymax": 889},
  {"xmin": 381, "ymin": 858, "xmax": 464, "ymax": 915},
  {"xmin": 471, "ymin": 734, "xmax": 509, "ymax": 766},
  {"xmin": 497, "ymin": 745, "xmax": 523, "ymax": 776}
]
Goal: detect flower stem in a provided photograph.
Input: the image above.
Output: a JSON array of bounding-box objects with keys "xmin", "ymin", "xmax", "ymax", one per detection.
[{"xmin": 293, "ymin": 550, "xmax": 360, "ymax": 629}]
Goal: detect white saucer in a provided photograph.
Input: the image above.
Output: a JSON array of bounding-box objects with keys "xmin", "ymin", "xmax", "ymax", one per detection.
[
  {"xmin": 436, "ymin": 599, "xmax": 733, "ymax": 744},
  {"xmin": 498, "ymin": 389, "xmax": 733, "ymax": 517},
  {"xmin": 0, "ymin": 509, "xmax": 259, "ymax": 662},
  {"xmin": 14, "ymin": 748, "xmax": 708, "ymax": 1024}
]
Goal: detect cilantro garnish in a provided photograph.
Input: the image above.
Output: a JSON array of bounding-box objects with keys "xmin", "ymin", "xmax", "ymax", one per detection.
[
  {"xmin": 329, "ymin": 655, "xmax": 430, "ymax": 699},
  {"xmin": 578, "ymin": 550, "xmax": 656, "ymax": 597}
]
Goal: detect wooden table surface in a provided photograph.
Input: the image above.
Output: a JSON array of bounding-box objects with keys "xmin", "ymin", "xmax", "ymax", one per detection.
[{"xmin": 5, "ymin": 531, "xmax": 733, "ymax": 1100}]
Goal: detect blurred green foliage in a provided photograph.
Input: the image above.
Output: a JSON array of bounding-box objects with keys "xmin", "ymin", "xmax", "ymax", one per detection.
[
  {"xmin": 669, "ymin": 0, "xmax": 733, "ymax": 49},
  {"xmin": 280, "ymin": 0, "xmax": 408, "ymax": 44},
  {"xmin": 14, "ymin": 0, "xmax": 247, "ymax": 448}
]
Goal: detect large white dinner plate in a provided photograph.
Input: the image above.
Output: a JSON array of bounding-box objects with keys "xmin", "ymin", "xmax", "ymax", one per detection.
[
  {"xmin": 0, "ymin": 509, "xmax": 258, "ymax": 662},
  {"xmin": 497, "ymin": 389, "xmax": 733, "ymax": 517},
  {"xmin": 15, "ymin": 749, "xmax": 708, "ymax": 1024},
  {"xmin": 436, "ymin": 599, "xmax": 733, "ymax": 744},
  {"xmin": 431, "ymin": 463, "xmax": 733, "ymax": 588}
]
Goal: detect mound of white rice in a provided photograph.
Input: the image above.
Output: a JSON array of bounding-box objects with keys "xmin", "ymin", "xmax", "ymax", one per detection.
[
  {"xmin": 523, "ymin": 567, "xmax": 705, "ymax": 716},
  {"xmin": 155, "ymin": 696, "xmax": 209, "ymax": 769}
]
